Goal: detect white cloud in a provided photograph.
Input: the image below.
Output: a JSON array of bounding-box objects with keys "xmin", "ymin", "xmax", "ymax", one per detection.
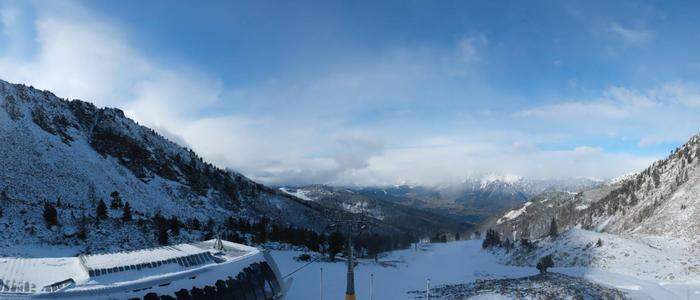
[
  {"xmin": 609, "ymin": 22, "xmax": 654, "ymax": 44},
  {"xmin": 343, "ymin": 138, "xmax": 654, "ymax": 187},
  {"xmin": 518, "ymin": 101, "xmax": 628, "ymax": 119},
  {"xmin": 457, "ymin": 35, "xmax": 486, "ymax": 63},
  {"xmin": 518, "ymin": 84, "xmax": 700, "ymax": 148},
  {"xmin": 658, "ymin": 82, "xmax": 700, "ymax": 108}
]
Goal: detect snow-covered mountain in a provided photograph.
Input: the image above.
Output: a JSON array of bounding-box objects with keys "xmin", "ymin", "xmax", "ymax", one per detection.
[
  {"xmin": 278, "ymin": 185, "xmax": 472, "ymax": 236},
  {"xmin": 278, "ymin": 177, "xmax": 599, "ymax": 237},
  {"xmin": 483, "ymin": 132, "xmax": 700, "ymax": 239},
  {"xmin": 0, "ymin": 79, "xmax": 387, "ymax": 254},
  {"xmin": 341, "ymin": 177, "xmax": 601, "ymax": 224}
]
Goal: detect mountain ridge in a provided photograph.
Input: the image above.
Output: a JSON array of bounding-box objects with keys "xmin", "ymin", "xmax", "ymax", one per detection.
[
  {"xmin": 482, "ymin": 132, "xmax": 700, "ymax": 239},
  {"xmin": 0, "ymin": 79, "xmax": 403, "ymax": 254}
]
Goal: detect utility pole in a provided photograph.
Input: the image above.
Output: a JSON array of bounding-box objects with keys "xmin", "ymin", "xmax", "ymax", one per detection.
[
  {"xmin": 426, "ymin": 278, "xmax": 430, "ymax": 300},
  {"xmin": 320, "ymin": 267, "xmax": 323, "ymax": 300},
  {"xmin": 328, "ymin": 212, "xmax": 368, "ymax": 300},
  {"xmin": 369, "ymin": 273, "xmax": 374, "ymax": 300},
  {"xmin": 346, "ymin": 231, "xmax": 355, "ymax": 300}
]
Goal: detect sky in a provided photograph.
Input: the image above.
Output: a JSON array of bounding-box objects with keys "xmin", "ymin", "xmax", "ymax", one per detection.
[{"xmin": 1, "ymin": 0, "xmax": 699, "ymax": 186}]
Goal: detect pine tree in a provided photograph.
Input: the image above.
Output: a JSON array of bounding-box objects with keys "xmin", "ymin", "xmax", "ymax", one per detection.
[
  {"xmin": 110, "ymin": 191, "xmax": 123, "ymax": 209},
  {"xmin": 203, "ymin": 218, "xmax": 215, "ymax": 240},
  {"xmin": 537, "ymin": 254, "xmax": 554, "ymax": 274},
  {"xmin": 77, "ymin": 214, "xmax": 88, "ymax": 240},
  {"xmin": 549, "ymin": 218, "xmax": 558, "ymax": 238},
  {"xmin": 0, "ymin": 189, "xmax": 8, "ymax": 203},
  {"xmin": 96, "ymin": 199, "xmax": 108, "ymax": 219},
  {"xmin": 520, "ymin": 236, "xmax": 534, "ymax": 251},
  {"xmin": 328, "ymin": 230, "xmax": 344, "ymax": 261},
  {"xmin": 169, "ymin": 216, "xmax": 181, "ymax": 236},
  {"xmin": 157, "ymin": 225, "xmax": 169, "ymax": 245},
  {"xmin": 43, "ymin": 202, "xmax": 58, "ymax": 228},
  {"xmin": 253, "ymin": 217, "xmax": 269, "ymax": 243},
  {"xmin": 482, "ymin": 229, "xmax": 501, "ymax": 249},
  {"xmin": 188, "ymin": 218, "xmax": 201, "ymax": 230},
  {"xmin": 122, "ymin": 202, "xmax": 132, "ymax": 222}
]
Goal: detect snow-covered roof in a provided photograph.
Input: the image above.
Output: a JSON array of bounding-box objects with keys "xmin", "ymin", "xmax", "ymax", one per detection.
[
  {"xmin": 0, "ymin": 240, "xmax": 261, "ymax": 297},
  {"xmin": 0, "ymin": 257, "xmax": 84, "ymax": 293}
]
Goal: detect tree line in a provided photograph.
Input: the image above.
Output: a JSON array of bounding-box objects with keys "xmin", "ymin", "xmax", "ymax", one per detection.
[{"xmin": 40, "ymin": 191, "xmax": 417, "ymax": 260}]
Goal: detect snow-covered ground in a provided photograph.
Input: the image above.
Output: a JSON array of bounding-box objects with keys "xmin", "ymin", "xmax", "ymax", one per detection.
[
  {"xmin": 272, "ymin": 238, "xmax": 700, "ymax": 299},
  {"xmin": 272, "ymin": 240, "xmax": 536, "ymax": 299}
]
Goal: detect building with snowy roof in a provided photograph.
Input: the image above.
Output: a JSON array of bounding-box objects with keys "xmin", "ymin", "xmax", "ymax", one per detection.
[{"xmin": 0, "ymin": 239, "xmax": 287, "ymax": 299}]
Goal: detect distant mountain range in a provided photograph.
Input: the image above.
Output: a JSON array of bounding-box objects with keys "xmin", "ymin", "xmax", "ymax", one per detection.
[
  {"xmin": 279, "ymin": 185, "xmax": 472, "ymax": 237},
  {"xmin": 280, "ymin": 176, "xmax": 601, "ymax": 231},
  {"xmin": 481, "ymin": 132, "xmax": 700, "ymax": 240}
]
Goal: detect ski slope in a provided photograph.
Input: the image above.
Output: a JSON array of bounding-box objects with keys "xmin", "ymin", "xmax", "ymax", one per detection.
[
  {"xmin": 272, "ymin": 240, "xmax": 536, "ymax": 299},
  {"xmin": 272, "ymin": 238, "xmax": 700, "ymax": 299}
]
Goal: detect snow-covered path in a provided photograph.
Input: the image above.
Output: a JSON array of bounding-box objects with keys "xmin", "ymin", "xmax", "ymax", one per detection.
[{"xmin": 272, "ymin": 240, "xmax": 537, "ymax": 299}]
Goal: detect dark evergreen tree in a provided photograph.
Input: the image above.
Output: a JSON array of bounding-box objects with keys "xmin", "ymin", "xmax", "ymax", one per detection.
[
  {"xmin": 503, "ymin": 238, "xmax": 514, "ymax": 251},
  {"xmin": 549, "ymin": 218, "xmax": 558, "ymax": 238},
  {"xmin": 366, "ymin": 233, "xmax": 382, "ymax": 262},
  {"xmin": 482, "ymin": 229, "xmax": 501, "ymax": 249},
  {"xmin": 169, "ymin": 216, "xmax": 181, "ymax": 236},
  {"xmin": 187, "ymin": 218, "xmax": 201, "ymax": 230},
  {"xmin": 224, "ymin": 216, "xmax": 237, "ymax": 231},
  {"xmin": 652, "ymin": 169, "xmax": 661, "ymax": 187},
  {"xmin": 0, "ymin": 189, "xmax": 8, "ymax": 203},
  {"xmin": 253, "ymin": 217, "xmax": 269, "ymax": 243},
  {"xmin": 122, "ymin": 202, "xmax": 132, "ymax": 222},
  {"xmin": 157, "ymin": 225, "xmax": 169, "ymax": 245},
  {"xmin": 203, "ymin": 217, "xmax": 216, "ymax": 240},
  {"xmin": 143, "ymin": 293, "xmax": 159, "ymax": 300},
  {"xmin": 190, "ymin": 286, "xmax": 204, "ymax": 299},
  {"xmin": 202, "ymin": 285, "xmax": 216, "ymax": 298},
  {"xmin": 328, "ymin": 230, "xmax": 344, "ymax": 261},
  {"xmin": 109, "ymin": 191, "xmax": 123, "ymax": 209},
  {"xmin": 520, "ymin": 237, "xmax": 534, "ymax": 251},
  {"xmin": 175, "ymin": 289, "xmax": 192, "ymax": 300},
  {"xmin": 536, "ymin": 254, "xmax": 554, "ymax": 274},
  {"xmin": 96, "ymin": 199, "xmax": 108, "ymax": 219},
  {"xmin": 43, "ymin": 201, "xmax": 58, "ymax": 228},
  {"xmin": 152, "ymin": 212, "xmax": 166, "ymax": 228},
  {"xmin": 225, "ymin": 231, "xmax": 244, "ymax": 244},
  {"xmin": 77, "ymin": 214, "xmax": 88, "ymax": 240},
  {"xmin": 318, "ymin": 234, "xmax": 327, "ymax": 254}
]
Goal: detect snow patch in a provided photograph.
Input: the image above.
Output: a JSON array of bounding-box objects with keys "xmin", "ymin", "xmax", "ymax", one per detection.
[
  {"xmin": 497, "ymin": 202, "xmax": 532, "ymax": 224},
  {"xmin": 279, "ymin": 187, "xmax": 314, "ymax": 201}
]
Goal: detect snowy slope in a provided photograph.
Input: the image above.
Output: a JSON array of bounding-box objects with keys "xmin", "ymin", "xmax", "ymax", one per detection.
[
  {"xmin": 504, "ymin": 229, "xmax": 700, "ymax": 282},
  {"xmin": 272, "ymin": 239, "xmax": 700, "ymax": 299},
  {"xmin": 0, "ymin": 79, "xmax": 361, "ymax": 254},
  {"xmin": 484, "ymin": 133, "xmax": 700, "ymax": 240}
]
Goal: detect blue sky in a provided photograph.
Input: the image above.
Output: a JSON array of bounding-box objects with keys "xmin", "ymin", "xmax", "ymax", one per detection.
[{"xmin": 1, "ymin": 0, "xmax": 699, "ymax": 186}]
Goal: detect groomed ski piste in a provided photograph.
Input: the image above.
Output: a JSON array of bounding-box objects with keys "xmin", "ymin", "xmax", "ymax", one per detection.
[
  {"xmin": 0, "ymin": 239, "xmax": 285, "ymax": 299},
  {"xmin": 272, "ymin": 229, "xmax": 700, "ymax": 299}
]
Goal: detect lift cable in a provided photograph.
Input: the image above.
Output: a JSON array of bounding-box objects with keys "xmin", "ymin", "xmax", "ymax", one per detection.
[{"xmin": 282, "ymin": 256, "xmax": 323, "ymax": 279}]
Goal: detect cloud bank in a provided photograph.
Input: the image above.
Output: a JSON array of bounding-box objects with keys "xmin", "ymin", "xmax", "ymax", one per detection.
[{"xmin": 0, "ymin": 1, "xmax": 697, "ymax": 187}]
